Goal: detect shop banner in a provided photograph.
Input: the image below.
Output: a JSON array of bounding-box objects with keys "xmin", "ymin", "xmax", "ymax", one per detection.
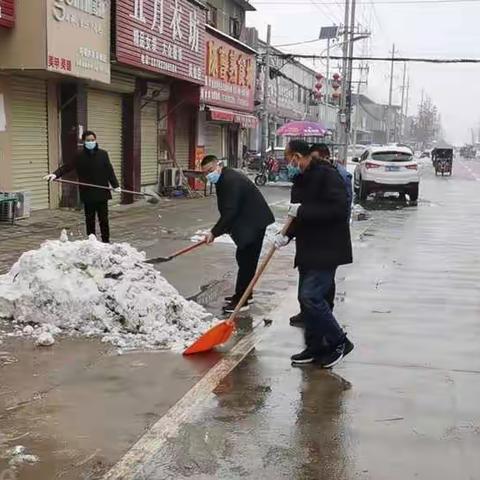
[
  {"xmin": 0, "ymin": 0, "xmax": 15, "ymax": 28},
  {"xmin": 201, "ymin": 31, "xmax": 256, "ymax": 113},
  {"xmin": 46, "ymin": 0, "xmax": 111, "ymax": 83},
  {"xmin": 116, "ymin": 0, "xmax": 206, "ymax": 85}
]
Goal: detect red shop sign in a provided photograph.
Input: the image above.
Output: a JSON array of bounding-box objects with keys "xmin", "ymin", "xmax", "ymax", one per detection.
[
  {"xmin": 116, "ymin": 0, "xmax": 206, "ymax": 84},
  {"xmin": 201, "ymin": 31, "xmax": 256, "ymax": 113},
  {"xmin": 0, "ymin": 0, "xmax": 15, "ymax": 28}
]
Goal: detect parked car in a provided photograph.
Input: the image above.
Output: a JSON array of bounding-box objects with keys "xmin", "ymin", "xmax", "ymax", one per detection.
[{"xmin": 353, "ymin": 146, "xmax": 420, "ymax": 202}]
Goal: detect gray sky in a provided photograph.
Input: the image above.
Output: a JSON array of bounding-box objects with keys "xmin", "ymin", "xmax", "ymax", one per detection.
[{"xmin": 247, "ymin": 0, "xmax": 480, "ymax": 144}]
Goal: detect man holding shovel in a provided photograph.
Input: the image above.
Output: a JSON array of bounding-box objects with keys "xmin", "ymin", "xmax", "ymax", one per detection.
[
  {"xmin": 201, "ymin": 155, "xmax": 275, "ymax": 313},
  {"xmin": 275, "ymin": 140, "xmax": 354, "ymax": 368},
  {"xmin": 44, "ymin": 130, "xmax": 120, "ymax": 243}
]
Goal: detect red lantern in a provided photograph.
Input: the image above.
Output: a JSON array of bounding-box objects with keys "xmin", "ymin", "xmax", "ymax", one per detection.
[
  {"xmin": 315, "ymin": 91, "xmax": 323, "ymax": 99},
  {"xmin": 333, "ymin": 73, "xmax": 341, "ymax": 80},
  {"xmin": 315, "ymin": 82, "xmax": 323, "ymax": 91},
  {"xmin": 332, "ymin": 91, "xmax": 341, "ymax": 98},
  {"xmin": 332, "ymin": 81, "xmax": 340, "ymax": 90},
  {"xmin": 315, "ymin": 73, "xmax": 324, "ymax": 81}
]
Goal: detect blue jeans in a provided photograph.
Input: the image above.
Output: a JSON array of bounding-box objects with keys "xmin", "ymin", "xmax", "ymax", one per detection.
[{"xmin": 298, "ymin": 267, "xmax": 345, "ymax": 353}]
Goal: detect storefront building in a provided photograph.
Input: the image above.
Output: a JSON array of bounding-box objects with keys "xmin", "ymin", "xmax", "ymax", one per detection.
[
  {"xmin": 115, "ymin": 0, "xmax": 206, "ymax": 192},
  {"xmin": 198, "ymin": 26, "xmax": 257, "ymax": 168},
  {"xmin": 0, "ymin": 0, "xmax": 111, "ymax": 210}
]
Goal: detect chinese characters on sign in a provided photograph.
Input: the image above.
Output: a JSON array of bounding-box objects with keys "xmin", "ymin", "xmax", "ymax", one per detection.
[
  {"xmin": 117, "ymin": 0, "xmax": 205, "ymax": 84},
  {"xmin": 201, "ymin": 32, "xmax": 256, "ymax": 112},
  {"xmin": 47, "ymin": 0, "xmax": 111, "ymax": 83},
  {"xmin": 0, "ymin": 0, "xmax": 15, "ymax": 28}
]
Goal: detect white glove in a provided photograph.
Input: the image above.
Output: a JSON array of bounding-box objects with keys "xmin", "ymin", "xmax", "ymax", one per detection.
[
  {"xmin": 288, "ymin": 203, "xmax": 301, "ymax": 217},
  {"xmin": 113, "ymin": 187, "xmax": 122, "ymax": 193},
  {"xmin": 43, "ymin": 174, "xmax": 57, "ymax": 182},
  {"xmin": 274, "ymin": 233, "xmax": 289, "ymax": 249}
]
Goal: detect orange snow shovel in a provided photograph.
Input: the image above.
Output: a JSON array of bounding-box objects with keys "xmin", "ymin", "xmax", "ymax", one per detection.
[
  {"xmin": 184, "ymin": 216, "xmax": 294, "ymax": 355},
  {"xmin": 146, "ymin": 240, "xmax": 207, "ymax": 264}
]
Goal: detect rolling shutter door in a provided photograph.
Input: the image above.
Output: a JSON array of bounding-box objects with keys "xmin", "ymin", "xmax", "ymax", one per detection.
[
  {"xmin": 205, "ymin": 124, "xmax": 223, "ymax": 158},
  {"xmin": 141, "ymin": 101, "xmax": 158, "ymax": 186},
  {"xmin": 87, "ymin": 89, "xmax": 123, "ymax": 202},
  {"xmin": 10, "ymin": 77, "xmax": 49, "ymax": 210},
  {"xmin": 174, "ymin": 109, "xmax": 190, "ymax": 170}
]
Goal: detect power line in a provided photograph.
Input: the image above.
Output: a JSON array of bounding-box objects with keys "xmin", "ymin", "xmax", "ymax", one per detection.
[
  {"xmin": 253, "ymin": 0, "xmax": 480, "ymax": 4},
  {"xmin": 268, "ymin": 53, "xmax": 480, "ymax": 64}
]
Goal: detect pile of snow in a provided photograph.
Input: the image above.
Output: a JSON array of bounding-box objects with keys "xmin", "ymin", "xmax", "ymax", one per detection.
[
  {"xmin": 190, "ymin": 222, "xmax": 284, "ymax": 246},
  {"xmin": 4, "ymin": 445, "xmax": 39, "ymax": 467},
  {"xmin": 0, "ymin": 235, "xmax": 215, "ymax": 351}
]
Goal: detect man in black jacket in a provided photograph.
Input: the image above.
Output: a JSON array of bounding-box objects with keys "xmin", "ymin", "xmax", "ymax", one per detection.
[
  {"xmin": 44, "ymin": 130, "xmax": 120, "ymax": 243},
  {"xmin": 201, "ymin": 155, "xmax": 275, "ymax": 313},
  {"xmin": 275, "ymin": 140, "xmax": 354, "ymax": 368}
]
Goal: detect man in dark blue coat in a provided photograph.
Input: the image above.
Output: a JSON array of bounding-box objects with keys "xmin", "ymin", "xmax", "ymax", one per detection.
[{"xmin": 275, "ymin": 140, "xmax": 354, "ymax": 368}]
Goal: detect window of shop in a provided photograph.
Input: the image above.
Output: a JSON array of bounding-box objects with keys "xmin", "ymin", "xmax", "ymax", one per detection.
[
  {"xmin": 229, "ymin": 17, "xmax": 241, "ymax": 39},
  {"xmin": 206, "ymin": 3, "xmax": 217, "ymax": 28}
]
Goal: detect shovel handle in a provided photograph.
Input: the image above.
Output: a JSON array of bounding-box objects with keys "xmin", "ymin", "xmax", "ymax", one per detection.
[
  {"xmin": 168, "ymin": 239, "xmax": 207, "ymax": 260},
  {"xmin": 54, "ymin": 178, "xmax": 156, "ymax": 198},
  {"xmin": 227, "ymin": 216, "xmax": 294, "ymax": 322}
]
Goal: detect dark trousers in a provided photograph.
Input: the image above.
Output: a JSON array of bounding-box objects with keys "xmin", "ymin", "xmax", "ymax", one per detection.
[
  {"xmin": 298, "ymin": 267, "xmax": 345, "ymax": 353},
  {"xmin": 234, "ymin": 229, "xmax": 266, "ymax": 300},
  {"xmin": 84, "ymin": 201, "xmax": 110, "ymax": 243}
]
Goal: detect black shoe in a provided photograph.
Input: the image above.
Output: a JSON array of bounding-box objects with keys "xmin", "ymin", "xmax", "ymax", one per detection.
[
  {"xmin": 319, "ymin": 342, "xmax": 345, "ymax": 369},
  {"xmin": 289, "ymin": 312, "xmax": 304, "ymax": 327},
  {"xmin": 343, "ymin": 338, "xmax": 354, "ymax": 358},
  {"xmin": 291, "ymin": 348, "xmax": 317, "ymax": 365},
  {"xmin": 222, "ymin": 300, "xmax": 250, "ymax": 314},
  {"xmin": 224, "ymin": 295, "xmax": 254, "ymax": 304}
]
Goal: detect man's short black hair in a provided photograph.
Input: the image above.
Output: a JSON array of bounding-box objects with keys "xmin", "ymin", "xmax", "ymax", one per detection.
[
  {"xmin": 287, "ymin": 139, "xmax": 310, "ymax": 157},
  {"xmin": 82, "ymin": 130, "xmax": 97, "ymax": 141},
  {"xmin": 309, "ymin": 143, "xmax": 331, "ymax": 158},
  {"xmin": 201, "ymin": 155, "xmax": 218, "ymax": 167}
]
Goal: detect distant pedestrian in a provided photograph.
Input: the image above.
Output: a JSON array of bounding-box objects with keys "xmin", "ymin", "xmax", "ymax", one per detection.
[
  {"xmin": 274, "ymin": 139, "xmax": 354, "ymax": 368},
  {"xmin": 44, "ymin": 130, "xmax": 120, "ymax": 243},
  {"xmin": 201, "ymin": 155, "xmax": 275, "ymax": 313}
]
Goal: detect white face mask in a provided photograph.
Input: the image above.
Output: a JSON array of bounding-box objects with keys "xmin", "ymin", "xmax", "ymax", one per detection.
[{"xmin": 84, "ymin": 140, "xmax": 97, "ymax": 151}]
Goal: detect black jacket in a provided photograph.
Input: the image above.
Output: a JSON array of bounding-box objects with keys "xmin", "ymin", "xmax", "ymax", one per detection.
[
  {"xmin": 54, "ymin": 145, "xmax": 119, "ymax": 204},
  {"xmin": 287, "ymin": 160, "xmax": 353, "ymax": 270},
  {"xmin": 212, "ymin": 167, "xmax": 274, "ymax": 249}
]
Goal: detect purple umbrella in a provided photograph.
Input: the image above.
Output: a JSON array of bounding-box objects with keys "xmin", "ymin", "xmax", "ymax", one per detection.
[{"xmin": 276, "ymin": 121, "xmax": 327, "ymax": 137}]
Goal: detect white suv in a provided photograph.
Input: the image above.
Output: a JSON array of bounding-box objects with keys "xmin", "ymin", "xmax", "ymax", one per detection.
[{"xmin": 353, "ymin": 146, "xmax": 419, "ymax": 201}]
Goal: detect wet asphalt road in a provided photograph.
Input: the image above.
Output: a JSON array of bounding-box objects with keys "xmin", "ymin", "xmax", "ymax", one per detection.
[{"xmin": 133, "ymin": 158, "xmax": 480, "ymax": 480}]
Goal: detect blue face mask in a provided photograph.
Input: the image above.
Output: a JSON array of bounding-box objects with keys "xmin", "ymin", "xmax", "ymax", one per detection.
[
  {"xmin": 206, "ymin": 171, "xmax": 221, "ymax": 184},
  {"xmin": 287, "ymin": 164, "xmax": 301, "ymax": 179},
  {"xmin": 84, "ymin": 141, "xmax": 97, "ymax": 151}
]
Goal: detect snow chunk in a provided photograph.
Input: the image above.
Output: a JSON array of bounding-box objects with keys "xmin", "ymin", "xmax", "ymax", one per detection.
[
  {"xmin": 0, "ymin": 236, "xmax": 215, "ymax": 351},
  {"xmin": 35, "ymin": 332, "xmax": 55, "ymax": 347}
]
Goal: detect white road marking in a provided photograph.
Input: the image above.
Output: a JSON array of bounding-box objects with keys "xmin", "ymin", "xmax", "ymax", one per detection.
[{"xmin": 102, "ymin": 329, "xmax": 262, "ymax": 480}]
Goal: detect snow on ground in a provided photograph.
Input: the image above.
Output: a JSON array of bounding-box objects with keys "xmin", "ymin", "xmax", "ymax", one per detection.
[
  {"xmin": 0, "ymin": 235, "xmax": 215, "ymax": 351},
  {"xmin": 190, "ymin": 222, "xmax": 284, "ymax": 246}
]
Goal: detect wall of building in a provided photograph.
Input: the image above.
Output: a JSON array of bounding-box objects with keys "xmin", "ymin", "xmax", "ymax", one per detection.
[
  {"xmin": 206, "ymin": 0, "xmax": 246, "ymax": 37},
  {"xmin": 0, "ymin": 76, "xmax": 13, "ymax": 190},
  {"xmin": 0, "ymin": 0, "xmax": 46, "ymax": 70}
]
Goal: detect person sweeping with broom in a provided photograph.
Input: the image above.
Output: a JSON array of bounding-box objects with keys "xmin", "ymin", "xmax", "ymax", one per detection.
[
  {"xmin": 274, "ymin": 140, "xmax": 354, "ymax": 368},
  {"xmin": 201, "ymin": 155, "xmax": 274, "ymax": 314},
  {"xmin": 44, "ymin": 130, "xmax": 121, "ymax": 243}
]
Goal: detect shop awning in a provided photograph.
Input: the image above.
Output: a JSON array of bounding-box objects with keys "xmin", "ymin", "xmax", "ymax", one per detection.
[{"xmin": 207, "ymin": 107, "xmax": 258, "ymax": 129}]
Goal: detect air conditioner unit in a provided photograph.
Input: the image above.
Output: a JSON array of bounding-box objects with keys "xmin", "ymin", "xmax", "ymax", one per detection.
[
  {"xmin": 14, "ymin": 191, "xmax": 31, "ymax": 219},
  {"xmin": 0, "ymin": 191, "xmax": 31, "ymax": 221},
  {"xmin": 160, "ymin": 168, "xmax": 182, "ymax": 188}
]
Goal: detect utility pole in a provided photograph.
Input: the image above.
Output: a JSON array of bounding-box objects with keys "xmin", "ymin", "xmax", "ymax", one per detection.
[
  {"xmin": 261, "ymin": 24, "xmax": 271, "ymax": 159},
  {"xmin": 338, "ymin": 0, "xmax": 350, "ymax": 164},
  {"xmin": 386, "ymin": 43, "xmax": 396, "ymax": 144},
  {"xmin": 404, "ymin": 76, "xmax": 410, "ymax": 141},
  {"xmin": 324, "ymin": 38, "xmax": 331, "ymax": 126},
  {"xmin": 400, "ymin": 62, "xmax": 407, "ymax": 141}
]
